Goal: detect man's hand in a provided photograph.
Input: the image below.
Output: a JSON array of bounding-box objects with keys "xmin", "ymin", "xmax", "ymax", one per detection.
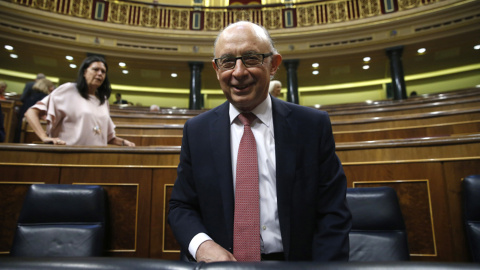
[{"xmin": 196, "ymin": 240, "xmax": 237, "ymax": 262}]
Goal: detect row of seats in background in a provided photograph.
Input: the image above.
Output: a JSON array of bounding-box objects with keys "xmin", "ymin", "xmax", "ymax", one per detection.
[
  {"xmin": 12, "ymin": 87, "xmax": 480, "ymax": 146},
  {"xmin": 3, "ymin": 176, "xmax": 479, "ymax": 269}
]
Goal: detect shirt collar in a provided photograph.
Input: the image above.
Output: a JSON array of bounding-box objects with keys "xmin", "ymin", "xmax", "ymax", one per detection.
[{"xmin": 229, "ymin": 95, "xmax": 272, "ymax": 127}]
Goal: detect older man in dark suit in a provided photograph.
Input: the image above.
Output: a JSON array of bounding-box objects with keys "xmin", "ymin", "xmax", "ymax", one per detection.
[{"xmin": 168, "ymin": 21, "xmax": 351, "ymax": 263}]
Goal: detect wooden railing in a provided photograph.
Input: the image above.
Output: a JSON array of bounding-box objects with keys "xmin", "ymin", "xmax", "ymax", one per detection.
[
  {"xmin": 8, "ymin": 0, "xmax": 439, "ymax": 31},
  {"xmin": 18, "ymin": 88, "xmax": 480, "ymax": 146},
  {"xmin": 20, "ymin": 107, "xmax": 480, "ymax": 145}
]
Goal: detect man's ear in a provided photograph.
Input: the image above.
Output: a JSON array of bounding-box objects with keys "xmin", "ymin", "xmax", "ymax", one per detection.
[
  {"xmin": 270, "ymin": 54, "xmax": 282, "ymax": 76},
  {"xmin": 212, "ymin": 60, "xmax": 220, "ymax": 80}
]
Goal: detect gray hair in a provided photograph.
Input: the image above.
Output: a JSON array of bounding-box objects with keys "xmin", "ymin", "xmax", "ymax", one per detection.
[{"xmin": 269, "ymin": 80, "xmax": 282, "ymax": 93}]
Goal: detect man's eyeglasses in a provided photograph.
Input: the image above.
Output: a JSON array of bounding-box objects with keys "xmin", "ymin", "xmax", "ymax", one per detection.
[{"xmin": 214, "ymin": 52, "xmax": 273, "ymax": 70}]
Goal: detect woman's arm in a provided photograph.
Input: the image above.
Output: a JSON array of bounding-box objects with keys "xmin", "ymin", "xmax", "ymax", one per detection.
[
  {"xmin": 24, "ymin": 107, "xmax": 65, "ymax": 145},
  {"xmin": 108, "ymin": 137, "xmax": 135, "ymax": 146}
]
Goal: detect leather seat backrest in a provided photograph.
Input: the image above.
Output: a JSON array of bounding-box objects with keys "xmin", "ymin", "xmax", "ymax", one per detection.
[
  {"xmin": 463, "ymin": 175, "xmax": 480, "ymax": 262},
  {"xmin": 347, "ymin": 186, "xmax": 410, "ymax": 261},
  {"xmin": 10, "ymin": 184, "xmax": 107, "ymax": 257}
]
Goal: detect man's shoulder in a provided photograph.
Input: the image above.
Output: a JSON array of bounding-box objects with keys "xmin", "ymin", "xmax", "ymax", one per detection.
[
  {"xmin": 188, "ymin": 102, "xmax": 228, "ymax": 121},
  {"xmin": 273, "ymin": 97, "xmax": 328, "ymax": 118}
]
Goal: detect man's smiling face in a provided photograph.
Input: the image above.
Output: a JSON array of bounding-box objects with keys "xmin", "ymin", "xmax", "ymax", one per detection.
[{"xmin": 213, "ymin": 22, "xmax": 281, "ymax": 112}]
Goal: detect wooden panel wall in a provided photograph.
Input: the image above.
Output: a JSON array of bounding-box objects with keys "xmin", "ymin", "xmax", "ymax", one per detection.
[
  {"xmin": 0, "ymin": 145, "xmax": 180, "ymax": 259},
  {"xmin": 0, "ymin": 100, "xmax": 17, "ymax": 143}
]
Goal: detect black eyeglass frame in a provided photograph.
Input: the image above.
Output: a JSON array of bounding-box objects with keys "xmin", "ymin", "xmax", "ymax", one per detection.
[{"xmin": 214, "ymin": 52, "xmax": 274, "ymax": 70}]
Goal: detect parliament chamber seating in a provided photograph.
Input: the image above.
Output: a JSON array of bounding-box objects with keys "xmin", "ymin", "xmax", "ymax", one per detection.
[
  {"xmin": 18, "ymin": 105, "xmax": 480, "ymax": 145},
  {"xmin": 2, "ymin": 88, "xmax": 480, "ymax": 262},
  {"xmin": 318, "ymin": 87, "xmax": 480, "ymax": 112},
  {"xmin": 463, "ymin": 175, "xmax": 480, "ymax": 262},
  {"xmin": 347, "ymin": 187, "xmax": 410, "ymax": 261},
  {"xmin": 10, "ymin": 184, "xmax": 107, "ymax": 257},
  {"xmin": 327, "ymin": 96, "xmax": 480, "ymax": 120},
  {"xmin": 9, "ymin": 87, "xmax": 480, "ymax": 145}
]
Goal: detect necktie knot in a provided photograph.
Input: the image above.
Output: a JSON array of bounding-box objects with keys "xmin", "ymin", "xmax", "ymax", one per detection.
[{"xmin": 238, "ymin": 112, "xmax": 256, "ymax": 126}]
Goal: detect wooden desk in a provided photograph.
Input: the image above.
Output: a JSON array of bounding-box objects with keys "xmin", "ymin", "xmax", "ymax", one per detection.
[
  {"xmin": 319, "ymin": 87, "xmax": 480, "ymax": 112},
  {"xmin": 0, "ymin": 100, "xmax": 17, "ymax": 143},
  {"xmin": 0, "ymin": 144, "xmax": 181, "ymax": 259},
  {"xmin": 328, "ymin": 98, "xmax": 480, "ymax": 120},
  {"xmin": 110, "ymin": 114, "xmax": 193, "ymax": 125},
  {"xmin": 331, "ymin": 108, "xmax": 480, "ymax": 132}
]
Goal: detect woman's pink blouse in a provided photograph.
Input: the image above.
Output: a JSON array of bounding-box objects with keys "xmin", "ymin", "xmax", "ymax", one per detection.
[{"xmin": 32, "ymin": 83, "xmax": 116, "ymax": 146}]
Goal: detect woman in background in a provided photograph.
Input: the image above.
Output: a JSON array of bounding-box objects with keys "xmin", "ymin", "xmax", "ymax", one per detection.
[
  {"xmin": 14, "ymin": 78, "xmax": 55, "ymax": 143},
  {"xmin": 25, "ymin": 55, "xmax": 135, "ymax": 146}
]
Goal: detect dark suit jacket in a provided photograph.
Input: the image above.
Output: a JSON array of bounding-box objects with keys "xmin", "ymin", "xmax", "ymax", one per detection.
[
  {"xmin": 20, "ymin": 81, "xmax": 35, "ymax": 102},
  {"xmin": 168, "ymin": 96, "xmax": 351, "ymax": 261}
]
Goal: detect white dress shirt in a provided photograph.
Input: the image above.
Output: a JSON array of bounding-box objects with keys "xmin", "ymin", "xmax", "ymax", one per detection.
[{"xmin": 189, "ymin": 96, "xmax": 283, "ymax": 259}]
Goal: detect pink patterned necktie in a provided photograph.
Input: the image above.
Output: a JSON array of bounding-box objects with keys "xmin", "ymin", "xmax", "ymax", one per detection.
[{"xmin": 234, "ymin": 112, "xmax": 261, "ymax": 262}]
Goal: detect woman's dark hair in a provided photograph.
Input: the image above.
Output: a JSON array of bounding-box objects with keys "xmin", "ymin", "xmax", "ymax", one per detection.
[{"xmin": 76, "ymin": 55, "xmax": 112, "ymax": 105}]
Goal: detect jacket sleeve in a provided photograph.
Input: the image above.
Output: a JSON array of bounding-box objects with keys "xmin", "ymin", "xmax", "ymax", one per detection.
[
  {"xmin": 312, "ymin": 113, "xmax": 351, "ymax": 261},
  {"xmin": 168, "ymin": 120, "xmax": 209, "ymax": 252}
]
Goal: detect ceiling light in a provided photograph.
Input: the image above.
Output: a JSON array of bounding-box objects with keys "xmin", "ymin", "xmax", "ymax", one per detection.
[
  {"xmin": 312, "ymin": 63, "xmax": 319, "ymax": 68},
  {"xmin": 474, "ymin": 45, "xmax": 480, "ymax": 50},
  {"xmin": 119, "ymin": 62, "xmax": 126, "ymax": 67},
  {"xmin": 122, "ymin": 70, "xmax": 129, "ymax": 74},
  {"xmin": 363, "ymin": 57, "xmax": 371, "ymax": 62},
  {"xmin": 10, "ymin": 54, "xmax": 18, "ymax": 58},
  {"xmin": 66, "ymin": 55, "xmax": 73, "ymax": 61},
  {"xmin": 362, "ymin": 65, "xmax": 370, "ymax": 70},
  {"xmin": 417, "ymin": 48, "xmax": 426, "ymax": 54},
  {"xmin": 69, "ymin": 64, "xmax": 77, "ymax": 68},
  {"xmin": 171, "ymin": 73, "xmax": 178, "ymax": 78},
  {"xmin": 312, "ymin": 70, "xmax": 319, "ymax": 75},
  {"xmin": 4, "ymin": 45, "xmax": 14, "ymax": 51}
]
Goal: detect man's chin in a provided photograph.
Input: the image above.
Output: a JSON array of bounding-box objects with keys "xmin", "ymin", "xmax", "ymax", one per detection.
[{"xmin": 230, "ymin": 97, "xmax": 255, "ymax": 111}]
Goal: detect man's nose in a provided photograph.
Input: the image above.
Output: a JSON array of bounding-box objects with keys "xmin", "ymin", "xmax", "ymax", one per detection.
[{"xmin": 232, "ymin": 59, "xmax": 247, "ymax": 75}]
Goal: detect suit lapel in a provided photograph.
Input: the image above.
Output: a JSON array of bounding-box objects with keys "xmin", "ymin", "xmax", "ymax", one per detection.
[
  {"xmin": 271, "ymin": 97, "xmax": 296, "ymax": 258},
  {"xmin": 209, "ymin": 102, "xmax": 235, "ymax": 245}
]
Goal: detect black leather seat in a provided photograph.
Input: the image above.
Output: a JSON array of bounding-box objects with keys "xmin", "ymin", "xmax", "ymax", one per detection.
[
  {"xmin": 347, "ymin": 186, "xmax": 410, "ymax": 261},
  {"xmin": 463, "ymin": 174, "xmax": 480, "ymax": 262},
  {"xmin": 10, "ymin": 184, "xmax": 107, "ymax": 257},
  {"xmin": 0, "ymin": 257, "xmax": 196, "ymax": 270}
]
